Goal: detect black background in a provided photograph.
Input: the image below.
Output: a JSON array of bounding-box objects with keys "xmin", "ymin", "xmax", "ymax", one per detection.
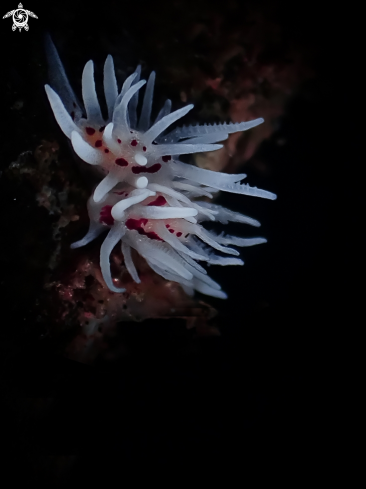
[{"xmin": 0, "ymin": 0, "xmax": 363, "ymax": 480}]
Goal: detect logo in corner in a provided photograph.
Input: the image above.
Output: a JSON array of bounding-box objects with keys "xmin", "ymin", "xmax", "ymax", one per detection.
[{"xmin": 3, "ymin": 3, "xmax": 38, "ymax": 31}]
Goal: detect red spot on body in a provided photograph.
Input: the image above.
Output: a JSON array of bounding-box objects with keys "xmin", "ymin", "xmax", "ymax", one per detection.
[
  {"xmin": 176, "ymin": 232, "xmax": 182, "ymax": 237},
  {"xmin": 104, "ymin": 149, "xmax": 110, "ymax": 153},
  {"xmin": 125, "ymin": 218, "xmax": 163, "ymax": 241},
  {"xmin": 143, "ymin": 146, "xmax": 146, "ymax": 151},
  {"xmin": 99, "ymin": 205, "xmax": 114, "ymax": 226},
  {"xmin": 131, "ymin": 139, "xmax": 138, "ymax": 147},
  {"xmin": 147, "ymin": 163, "xmax": 162, "ymax": 174},
  {"xmin": 132, "ymin": 164, "xmax": 162, "ymax": 174},
  {"xmin": 162, "ymin": 155, "xmax": 171, "ymax": 162},
  {"xmin": 115, "ymin": 158, "xmax": 128, "ymax": 167},
  {"xmin": 86, "ymin": 127, "xmax": 96, "ymax": 135},
  {"xmin": 169, "ymin": 229, "xmax": 174, "ymax": 233},
  {"xmin": 99, "ymin": 126, "xmax": 105, "ymax": 132},
  {"xmin": 117, "ymin": 139, "xmax": 121, "ymax": 143},
  {"xmin": 95, "ymin": 140, "xmax": 102, "ymax": 148},
  {"xmin": 146, "ymin": 232, "xmax": 162, "ymax": 241},
  {"xmin": 148, "ymin": 196, "xmax": 167, "ymax": 206},
  {"xmin": 126, "ymin": 218, "xmax": 148, "ymax": 231},
  {"xmin": 166, "ymin": 224, "xmax": 170, "ymax": 228}
]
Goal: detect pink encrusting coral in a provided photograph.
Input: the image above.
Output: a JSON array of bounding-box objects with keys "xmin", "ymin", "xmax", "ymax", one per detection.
[{"xmin": 45, "ymin": 38, "xmax": 276, "ymax": 299}]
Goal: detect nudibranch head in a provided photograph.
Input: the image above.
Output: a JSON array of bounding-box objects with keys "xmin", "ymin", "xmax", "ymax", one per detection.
[{"xmin": 45, "ymin": 37, "xmax": 276, "ymax": 299}]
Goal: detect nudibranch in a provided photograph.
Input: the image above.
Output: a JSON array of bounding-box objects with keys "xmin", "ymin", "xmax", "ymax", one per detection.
[{"xmin": 44, "ymin": 37, "xmax": 276, "ymax": 299}]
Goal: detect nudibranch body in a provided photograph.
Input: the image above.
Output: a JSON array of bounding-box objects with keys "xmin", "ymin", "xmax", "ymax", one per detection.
[{"xmin": 45, "ymin": 37, "xmax": 276, "ymax": 299}]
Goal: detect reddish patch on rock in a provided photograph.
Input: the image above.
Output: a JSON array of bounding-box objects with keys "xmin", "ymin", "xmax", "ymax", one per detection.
[
  {"xmin": 99, "ymin": 205, "xmax": 114, "ymax": 226},
  {"xmin": 86, "ymin": 127, "xmax": 96, "ymax": 136},
  {"xmin": 148, "ymin": 196, "xmax": 167, "ymax": 206},
  {"xmin": 115, "ymin": 158, "xmax": 128, "ymax": 167},
  {"xmin": 95, "ymin": 140, "xmax": 102, "ymax": 148},
  {"xmin": 162, "ymin": 155, "xmax": 171, "ymax": 162}
]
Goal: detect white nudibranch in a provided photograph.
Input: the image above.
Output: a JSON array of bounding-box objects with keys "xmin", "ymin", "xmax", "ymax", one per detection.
[{"xmin": 45, "ymin": 36, "xmax": 276, "ymax": 299}]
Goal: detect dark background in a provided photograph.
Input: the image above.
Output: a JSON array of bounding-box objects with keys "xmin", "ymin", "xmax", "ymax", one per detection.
[{"xmin": 0, "ymin": 0, "xmax": 363, "ymax": 480}]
